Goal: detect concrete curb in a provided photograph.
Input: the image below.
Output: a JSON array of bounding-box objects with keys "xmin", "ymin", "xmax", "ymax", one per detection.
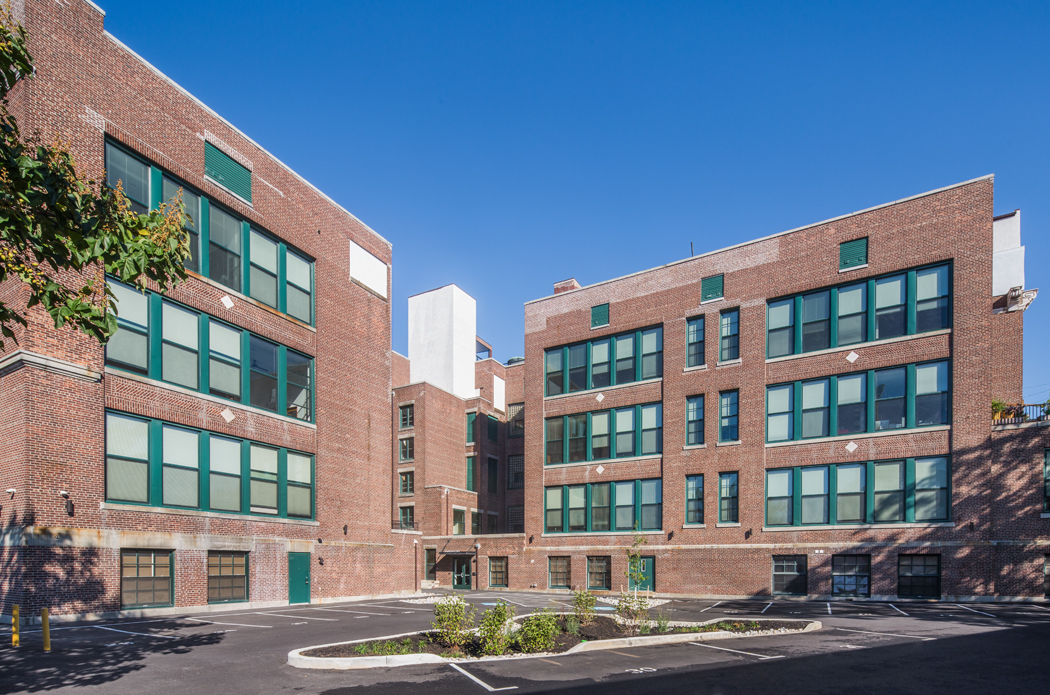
[{"xmin": 287, "ymin": 618, "xmax": 821, "ymax": 670}]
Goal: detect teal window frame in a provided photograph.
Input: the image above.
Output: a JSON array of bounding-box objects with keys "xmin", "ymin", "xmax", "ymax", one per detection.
[
  {"xmin": 205, "ymin": 141, "xmax": 252, "ymax": 203},
  {"xmin": 764, "ymin": 360, "xmax": 951, "ymax": 442},
  {"xmin": 399, "ymin": 404, "xmax": 414, "ymax": 429},
  {"xmin": 487, "ymin": 415, "xmax": 499, "ymax": 442},
  {"xmin": 207, "ymin": 550, "xmax": 248, "ymax": 604},
  {"xmin": 839, "ymin": 237, "xmax": 868, "ymax": 269},
  {"xmin": 399, "ymin": 437, "xmax": 414, "ymax": 462},
  {"xmin": 399, "ymin": 505, "xmax": 414, "ymax": 529},
  {"xmin": 106, "ymin": 279, "xmax": 315, "ymax": 423},
  {"xmin": 719, "ymin": 309, "xmax": 739, "ymax": 362},
  {"xmin": 719, "ymin": 472, "xmax": 738, "ymax": 523},
  {"xmin": 543, "ymin": 478, "xmax": 662, "ymax": 534},
  {"xmin": 591, "ymin": 303, "xmax": 609, "ymax": 328},
  {"xmin": 686, "ymin": 395, "xmax": 704, "ymax": 446},
  {"xmin": 765, "ymin": 262, "xmax": 952, "ymax": 358},
  {"xmin": 685, "ymin": 475, "xmax": 704, "ymax": 525},
  {"xmin": 543, "ymin": 326, "xmax": 664, "ymax": 397},
  {"xmin": 548, "ymin": 557, "xmax": 571, "ymax": 589},
  {"xmin": 543, "ymin": 403, "xmax": 663, "ymax": 466},
  {"xmin": 120, "ymin": 549, "xmax": 173, "ymax": 609},
  {"xmin": 686, "ymin": 316, "xmax": 705, "ymax": 367},
  {"xmin": 701, "ymin": 274, "xmax": 724, "ymax": 301},
  {"xmin": 399, "ymin": 470, "xmax": 414, "ymax": 495},
  {"xmin": 467, "ymin": 412, "xmax": 477, "ymax": 444},
  {"xmin": 466, "ymin": 456, "xmax": 477, "ymax": 492},
  {"xmin": 472, "ymin": 511, "xmax": 481, "ymax": 535},
  {"xmin": 105, "ymin": 139, "xmax": 315, "ymax": 325},
  {"xmin": 587, "ymin": 556, "xmax": 612, "ymax": 590},
  {"xmin": 489, "ymin": 557, "xmax": 508, "ymax": 588},
  {"xmin": 104, "ymin": 410, "xmax": 315, "ymax": 520},
  {"xmin": 763, "ymin": 457, "xmax": 952, "ymax": 527},
  {"xmin": 453, "ymin": 509, "xmax": 466, "ymax": 535},
  {"xmin": 719, "ymin": 391, "xmax": 739, "ymax": 443}
]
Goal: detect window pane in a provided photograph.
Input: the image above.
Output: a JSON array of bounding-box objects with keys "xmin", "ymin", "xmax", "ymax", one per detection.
[
  {"xmin": 250, "ymin": 230, "xmax": 278, "ymax": 273},
  {"xmin": 107, "ymin": 457, "xmax": 148, "ymax": 502},
  {"xmin": 250, "ymin": 479, "xmax": 278, "ymax": 511},
  {"xmin": 163, "ymin": 426, "xmax": 198, "ymax": 469},
  {"xmin": 209, "ymin": 208, "xmax": 242, "ymax": 292},
  {"xmin": 546, "ymin": 418, "xmax": 564, "ymax": 464},
  {"xmin": 162, "ymin": 302, "xmax": 198, "ymax": 349},
  {"xmin": 288, "ymin": 453, "xmax": 312, "ymax": 484},
  {"xmin": 837, "ymin": 463, "xmax": 865, "ymax": 493},
  {"xmin": 767, "ymin": 469, "xmax": 791, "ymax": 497},
  {"xmin": 916, "ymin": 362, "xmax": 947, "ymax": 395},
  {"xmin": 250, "ymin": 445, "xmax": 278, "ymax": 476},
  {"xmin": 287, "ymin": 485, "xmax": 311, "ymax": 517},
  {"xmin": 616, "ymin": 408, "xmax": 635, "ymax": 456},
  {"xmin": 162, "ymin": 342, "xmax": 198, "ymax": 390},
  {"xmin": 106, "ymin": 143, "xmax": 149, "ymax": 208},
  {"xmin": 287, "ymin": 285, "xmax": 311, "ymax": 323},
  {"xmin": 916, "ymin": 266, "xmax": 948, "ymax": 301},
  {"xmin": 163, "ymin": 465, "xmax": 198, "ymax": 507},
  {"xmin": 545, "ymin": 350, "xmax": 563, "ymax": 395},
  {"xmin": 249, "ymin": 265, "xmax": 278, "ymax": 308},
  {"xmin": 163, "ymin": 177, "xmax": 200, "ymax": 233},
  {"xmin": 838, "ymin": 283, "xmax": 866, "ymax": 316},
  {"xmin": 209, "ymin": 321, "xmax": 240, "ymax": 359},
  {"xmin": 108, "ymin": 326, "xmax": 148, "ymax": 373},
  {"xmin": 106, "ymin": 413, "xmax": 149, "ymax": 460},
  {"xmin": 767, "ymin": 300, "xmax": 793, "ymax": 358},
  {"xmin": 286, "ymin": 351, "xmax": 312, "ymax": 421},
  {"xmin": 876, "ymin": 275, "xmax": 905, "ymax": 308},
  {"xmin": 210, "ymin": 473, "xmax": 241, "ymax": 512},
  {"xmin": 111, "ymin": 282, "xmax": 150, "ymax": 327},
  {"xmin": 249, "ymin": 337, "xmax": 278, "ymax": 411},
  {"xmin": 641, "ymin": 328, "xmax": 663, "ymax": 379},
  {"xmin": 210, "ymin": 436, "xmax": 241, "ymax": 475},
  {"xmin": 591, "ymin": 411, "xmax": 610, "ymax": 459},
  {"xmin": 837, "ymin": 374, "xmax": 867, "ymax": 435},
  {"xmin": 767, "ymin": 385, "xmax": 792, "ymax": 442}
]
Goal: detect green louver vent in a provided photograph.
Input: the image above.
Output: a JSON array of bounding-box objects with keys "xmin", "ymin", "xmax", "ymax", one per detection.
[
  {"xmin": 591, "ymin": 303, "xmax": 609, "ymax": 327},
  {"xmin": 205, "ymin": 142, "xmax": 252, "ymax": 203},
  {"xmin": 840, "ymin": 237, "xmax": 868, "ymax": 269},
  {"xmin": 701, "ymin": 274, "xmax": 724, "ymax": 301}
]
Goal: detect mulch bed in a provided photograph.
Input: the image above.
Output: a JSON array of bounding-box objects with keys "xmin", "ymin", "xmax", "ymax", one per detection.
[{"xmin": 300, "ymin": 616, "xmax": 810, "ymax": 659}]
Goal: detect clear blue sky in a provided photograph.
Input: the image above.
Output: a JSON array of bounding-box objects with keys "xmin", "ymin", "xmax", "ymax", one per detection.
[{"xmin": 98, "ymin": 0, "xmax": 1049, "ymax": 402}]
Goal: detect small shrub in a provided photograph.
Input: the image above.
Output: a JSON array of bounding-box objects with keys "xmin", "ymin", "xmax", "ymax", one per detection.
[
  {"xmin": 616, "ymin": 591, "xmax": 647, "ymax": 634},
  {"xmin": 517, "ymin": 608, "xmax": 559, "ymax": 653},
  {"xmin": 478, "ymin": 601, "xmax": 515, "ymax": 656},
  {"xmin": 639, "ymin": 621, "xmax": 651, "ymax": 635},
  {"xmin": 572, "ymin": 588, "xmax": 597, "ymax": 625},
  {"xmin": 431, "ymin": 595, "xmax": 475, "ymax": 650},
  {"xmin": 564, "ymin": 614, "xmax": 580, "ymax": 635},
  {"xmin": 656, "ymin": 611, "xmax": 671, "ymax": 633}
]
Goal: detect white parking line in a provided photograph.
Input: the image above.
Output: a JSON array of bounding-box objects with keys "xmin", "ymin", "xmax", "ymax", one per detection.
[
  {"xmin": 348, "ymin": 603, "xmax": 433, "ymax": 612},
  {"xmin": 834, "ymin": 627, "xmax": 935, "ymax": 641},
  {"xmin": 700, "ymin": 601, "xmax": 723, "ymax": 612},
  {"xmin": 690, "ymin": 642, "xmax": 783, "ymax": 660},
  {"xmin": 255, "ymin": 613, "xmax": 338, "ymax": 621},
  {"xmin": 449, "ymin": 663, "xmax": 518, "ymax": 691},
  {"xmin": 310, "ymin": 608, "xmax": 390, "ymax": 616},
  {"xmin": 955, "ymin": 604, "xmax": 996, "ymax": 617},
  {"xmin": 761, "ymin": 602, "xmax": 773, "ymax": 613},
  {"xmin": 184, "ymin": 618, "xmax": 272, "ymax": 628},
  {"xmin": 889, "ymin": 604, "xmax": 909, "ymax": 616},
  {"xmin": 93, "ymin": 626, "xmax": 179, "ymax": 640}
]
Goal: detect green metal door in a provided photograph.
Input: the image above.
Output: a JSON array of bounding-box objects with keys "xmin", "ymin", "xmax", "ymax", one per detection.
[
  {"xmin": 452, "ymin": 557, "xmax": 472, "ymax": 590},
  {"xmin": 288, "ymin": 552, "xmax": 311, "ymax": 604},
  {"xmin": 629, "ymin": 556, "xmax": 655, "ymax": 592}
]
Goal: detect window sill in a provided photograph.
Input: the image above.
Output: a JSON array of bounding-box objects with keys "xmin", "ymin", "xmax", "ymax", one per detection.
[
  {"xmin": 683, "ymin": 364, "xmax": 708, "ymax": 373},
  {"xmin": 541, "ymin": 530, "xmax": 665, "ymax": 538},
  {"xmin": 544, "ymin": 377, "xmax": 663, "ymax": 401},
  {"xmin": 716, "ymin": 522, "xmax": 741, "ymax": 527},
  {"xmin": 682, "ymin": 523, "xmax": 707, "ymax": 528},
  {"xmin": 104, "ymin": 368, "xmax": 318, "ymax": 430},
  {"xmin": 716, "ymin": 359, "xmax": 742, "ymax": 368},
  {"xmin": 184, "ymin": 270, "xmax": 316, "ymax": 333},
  {"xmin": 716, "ymin": 440, "xmax": 742, "ymax": 447},
  {"xmin": 1040, "ymin": 513, "xmax": 1050, "ymax": 519},
  {"xmin": 391, "ymin": 529, "xmax": 422, "ymax": 535},
  {"xmin": 398, "ymin": 493, "xmax": 414, "ymax": 498},
  {"xmin": 764, "ymin": 425, "xmax": 950, "ymax": 448},
  {"xmin": 423, "ymin": 484, "xmax": 478, "ymax": 495},
  {"xmin": 544, "ymin": 454, "xmax": 662, "ymax": 470},
  {"xmin": 764, "ymin": 328, "xmax": 951, "ymax": 364},
  {"xmin": 99, "ymin": 502, "xmax": 320, "ymax": 525},
  {"xmin": 683, "ymin": 444, "xmax": 707, "ymax": 450},
  {"xmin": 762, "ymin": 522, "xmax": 954, "ymax": 531},
  {"xmin": 700, "ymin": 296, "xmax": 725, "ymax": 305},
  {"xmin": 838, "ymin": 263, "xmax": 868, "ymax": 274},
  {"xmin": 590, "ymin": 323, "xmax": 610, "ymax": 331}
]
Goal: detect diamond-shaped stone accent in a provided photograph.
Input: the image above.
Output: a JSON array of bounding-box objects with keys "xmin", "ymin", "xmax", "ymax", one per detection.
[
  {"xmin": 221, "ymin": 295, "xmax": 235, "ymax": 309},
  {"xmin": 220, "ymin": 408, "xmax": 235, "ymax": 423},
  {"xmin": 596, "ymin": 393, "xmax": 605, "ymax": 403},
  {"xmin": 596, "ymin": 465, "xmax": 605, "ymax": 474},
  {"xmin": 846, "ymin": 351, "xmax": 859, "ymax": 363},
  {"xmin": 845, "ymin": 441, "xmax": 858, "ymax": 453}
]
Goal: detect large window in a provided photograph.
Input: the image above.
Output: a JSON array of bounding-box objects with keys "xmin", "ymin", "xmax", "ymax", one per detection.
[
  {"xmin": 719, "ymin": 391, "xmax": 739, "ymax": 443},
  {"xmin": 898, "ymin": 554, "xmax": 941, "ymax": 598},
  {"xmin": 549, "ymin": 557, "xmax": 571, "ymax": 589},
  {"xmin": 489, "ymin": 557, "xmax": 508, "ymax": 588},
  {"xmin": 425, "ymin": 549, "xmax": 437, "ymax": 580},
  {"xmin": 105, "ymin": 141, "xmax": 314, "ymax": 321},
  {"xmin": 467, "ymin": 412, "xmax": 477, "ymax": 444},
  {"xmin": 453, "ymin": 509, "xmax": 466, "ymax": 535},
  {"xmin": 719, "ymin": 309, "xmax": 739, "ymax": 362},
  {"xmin": 686, "ymin": 475, "xmax": 704, "ymax": 525},
  {"xmin": 766, "ymin": 263, "xmax": 951, "ymax": 358},
  {"xmin": 588, "ymin": 556, "xmax": 612, "ymax": 590},
  {"xmin": 764, "ymin": 457, "xmax": 950, "ymax": 527},
  {"xmin": 508, "ymin": 455, "xmax": 524, "ymax": 490},
  {"xmin": 719, "ymin": 472, "xmax": 738, "ymax": 523},
  {"xmin": 466, "ymin": 456, "xmax": 477, "ymax": 492},
  {"xmin": 208, "ymin": 551, "xmax": 248, "ymax": 603},
  {"xmin": 545, "ymin": 479, "xmax": 662, "ymax": 533},
  {"xmin": 544, "ymin": 327, "xmax": 664, "ymax": 396},
  {"xmin": 105, "ymin": 411, "xmax": 314, "ymax": 519},
  {"xmin": 686, "ymin": 316, "xmax": 705, "ymax": 367},
  {"xmin": 766, "ymin": 360, "xmax": 950, "ymax": 442},
  {"xmin": 545, "ymin": 403, "xmax": 662, "ymax": 465},
  {"xmin": 508, "ymin": 402, "xmax": 524, "ymax": 437},
  {"xmin": 686, "ymin": 396, "xmax": 704, "ymax": 446},
  {"xmin": 772, "ymin": 555, "xmax": 807, "ymax": 596},
  {"xmin": 121, "ymin": 549, "xmax": 172, "ymax": 608},
  {"xmin": 107, "ymin": 281, "xmax": 315, "ymax": 421},
  {"xmin": 832, "ymin": 555, "xmax": 870, "ymax": 597}
]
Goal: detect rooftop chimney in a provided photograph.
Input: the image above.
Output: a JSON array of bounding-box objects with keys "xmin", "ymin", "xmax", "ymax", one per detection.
[{"xmin": 554, "ymin": 278, "xmax": 581, "ymax": 294}]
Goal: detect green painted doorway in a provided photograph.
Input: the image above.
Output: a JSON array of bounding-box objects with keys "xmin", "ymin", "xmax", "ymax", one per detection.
[
  {"xmin": 629, "ymin": 556, "xmax": 655, "ymax": 592},
  {"xmin": 288, "ymin": 552, "xmax": 311, "ymax": 604},
  {"xmin": 452, "ymin": 557, "xmax": 472, "ymax": 590}
]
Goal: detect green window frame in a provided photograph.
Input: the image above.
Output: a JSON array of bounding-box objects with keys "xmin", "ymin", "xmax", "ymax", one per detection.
[
  {"xmin": 548, "ymin": 557, "xmax": 571, "ymax": 589},
  {"xmin": 763, "ymin": 457, "xmax": 951, "ymax": 527},
  {"xmin": 686, "ymin": 475, "xmax": 704, "ymax": 524},
  {"xmin": 686, "ymin": 395, "xmax": 704, "ymax": 446},
  {"xmin": 719, "ymin": 391, "xmax": 739, "ymax": 443},
  {"xmin": 399, "ymin": 437, "xmax": 414, "ymax": 462},
  {"xmin": 487, "ymin": 457, "xmax": 498, "ymax": 494},
  {"xmin": 104, "ymin": 410, "xmax": 314, "ymax": 520},
  {"xmin": 544, "ymin": 479, "xmax": 662, "ymax": 534},
  {"xmin": 208, "ymin": 551, "xmax": 248, "ymax": 604},
  {"xmin": 121, "ymin": 549, "xmax": 172, "ymax": 608},
  {"xmin": 544, "ymin": 403, "xmax": 663, "ymax": 465},
  {"xmin": 487, "ymin": 415, "xmax": 499, "ymax": 442},
  {"xmin": 719, "ymin": 309, "xmax": 739, "ymax": 362},
  {"xmin": 591, "ymin": 303, "xmax": 609, "ymax": 328},
  {"xmin": 765, "ymin": 360, "xmax": 951, "ymax": 442},
  {"xmin": 766, "ymin": 262, "xmax": 951, "ymax": 358},
  {"xmin": 587, "ymin": 556, "xmax": 611, "ymax": 590},
  {"xmin": 106, "ymin": 280, "xmax": 315, "ymax": 422},
  {"xmin": 453, "ymin": 509, "xmax": 466, "ymax": 535},
  {"xmin": 399, "ymin": 470, "xmax": 414, "ymax": 495},
  {"xmin": 686, "ymin": 316, "xmax": 705, "ymax": 367},
  {"xmin": 719, "ymin": 472, "xmax": 738, "ymax": 523},
  {"xmin": 106, "ymin": 140, "xmax": 314, "ymax": 323},
  {"xmin": 399, "ymin": 506, "xmax": 414, "ymax": 529},
  {"xmin": 543, "ymin": 326, "xmax": 664, "ymax": 396},
  {"xmin": 701, "ymin": 274, "xmax": 724, "ymax": 301},
  {"xmin": 466, "ymin": 456, "xmax": 477, "ymax": 492},
  {"xmin": 472, "ymin": 511, "xmax": 481, "ymax": 535},
  {"xmin": 400, "ymin": 404, "xmax": 414, "ymax": 429},
  {"xmin": 205, "ymin": 141, "xmax": 252, "ymax": 203},
  {"xmin": 425, "ymin": 549, "xmax": 437, "ymax": 580},
  {"xmin": 489, "ymin": 557, "xmax": 508, "ymax": 588},
  {"xmin": 466, "ymin": 412, "xmax": 477, "ymax": 444},
  {"xmin": 839, "ymin": 237, "xmax": 868, "ymax": 269}
]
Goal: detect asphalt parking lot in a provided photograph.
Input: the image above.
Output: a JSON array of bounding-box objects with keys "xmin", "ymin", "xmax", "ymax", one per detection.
[{"xmin": 2, "ymin": 592, "xmax": 1048, "ymax": 694}]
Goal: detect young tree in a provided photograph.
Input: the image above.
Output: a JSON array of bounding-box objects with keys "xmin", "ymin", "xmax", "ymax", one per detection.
[{"xmin": 0, "ymin": 6, "xmax": 189, "ymax": 349}]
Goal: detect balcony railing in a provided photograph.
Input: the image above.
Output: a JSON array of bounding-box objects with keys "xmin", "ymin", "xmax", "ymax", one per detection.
[
  {"xmin": 992, "ymin": 404, "xmax": 1050, "ymax": 426},
  {"xmin": 393, "ymin": 519, "xmax": 419, "ymax": 531}
]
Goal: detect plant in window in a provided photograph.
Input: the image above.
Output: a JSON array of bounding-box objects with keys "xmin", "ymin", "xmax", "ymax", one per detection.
[{"xmin": 0, "ymin": 11, "xmax": 190, "ymax": 348}]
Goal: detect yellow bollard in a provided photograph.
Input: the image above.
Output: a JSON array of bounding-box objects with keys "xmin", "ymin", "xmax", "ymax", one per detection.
[
  {"xmin": 41, "ymin": 607, "xmax": 50, "ymax": 653},
  {"xmin": 11, "ymin": 604, "xmax": 18, "ymax": 647}
]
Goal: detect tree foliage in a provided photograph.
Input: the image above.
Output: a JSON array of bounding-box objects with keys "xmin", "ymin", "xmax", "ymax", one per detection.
[{"xmin": 0, "ymin": 6, "xmax": 189, "ymax": 348}]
